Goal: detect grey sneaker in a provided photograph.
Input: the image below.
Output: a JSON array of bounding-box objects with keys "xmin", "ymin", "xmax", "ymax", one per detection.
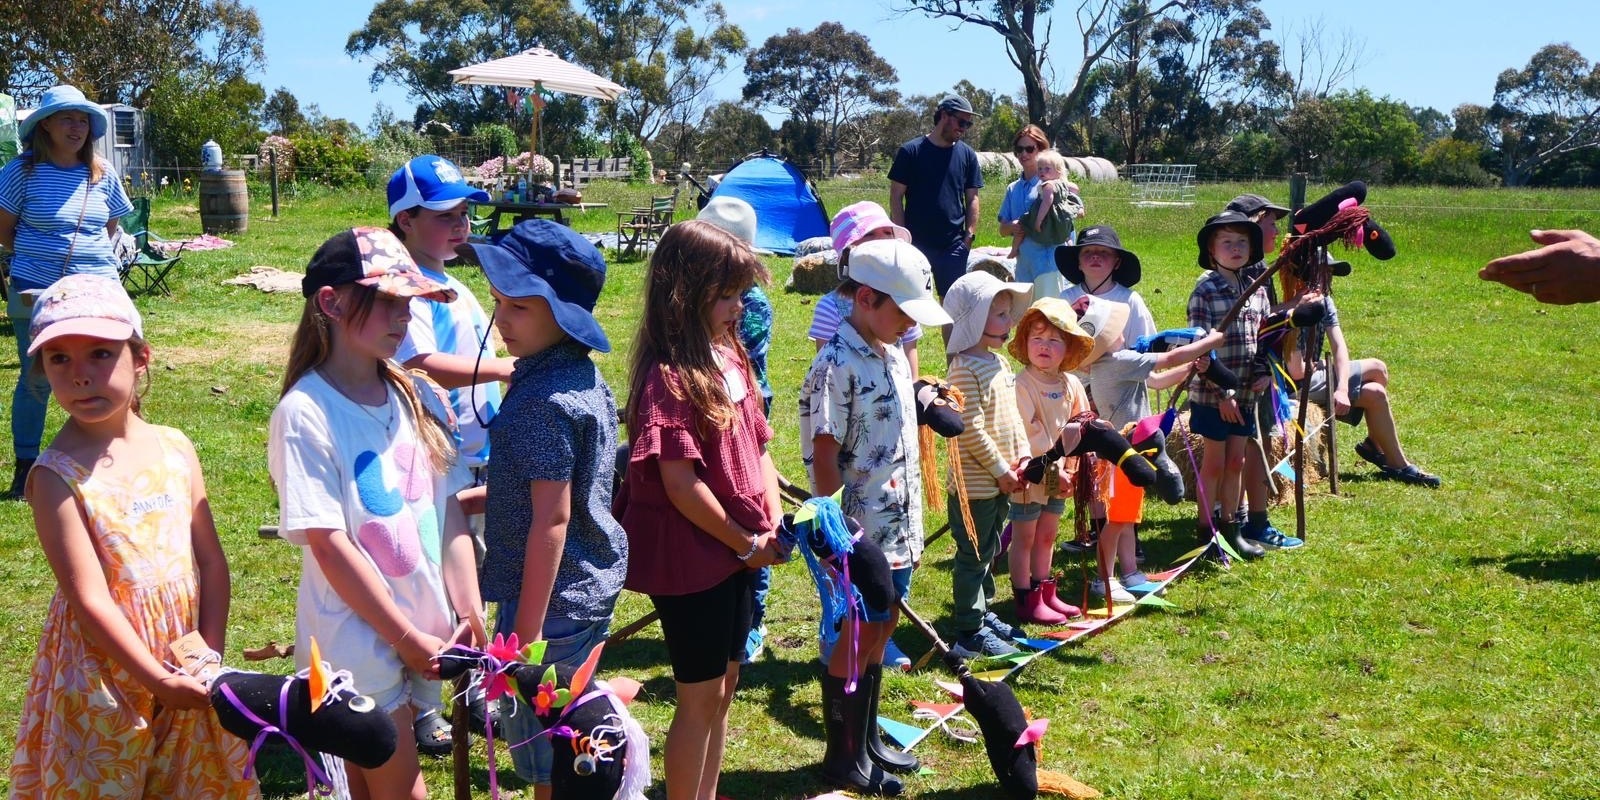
[
  {"xmin": 951, "ymin": 628, "xmax": 1021, "ymax": 659},
  {"xmin": 981, "ymin": 612, "xmax": 1028, "ymax": 642}
]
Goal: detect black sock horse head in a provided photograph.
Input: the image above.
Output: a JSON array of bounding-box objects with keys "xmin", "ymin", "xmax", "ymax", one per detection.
[
  {"xmin": 913, "ymin": 377, "xmax": 965, "ymax": 438},
  {"xmin": 210, "ymin": 640, "xmax": 397, "ymax": 770},
  {"xmin": 1129, "ymin": 412, "xmax": 1185, "ymax": 505},
  {"xmin": 1021, "ymin": 417, "xmax": 1157, "ymax": 487},
  {"xmin": 1292, "ymin": 180, "xmax": 1397, "ymax": 268},
  {"xmin": 782, "ymin": 498, "xmax": 896, "ymax": 616}
]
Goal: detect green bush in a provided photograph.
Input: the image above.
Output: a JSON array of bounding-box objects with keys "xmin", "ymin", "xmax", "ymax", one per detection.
[
  {"xmin": 1418, "ymin": 139, "xmax": 1497, "ymax": 187},
  {"xmin": 610, "ymin": 131, "xmax": 653, "ymax": 182},
  {"xmin": 291, "ymin": 133, "xmax": 376, "ymax": 188},
  {"xmin": 475, "ymin": 123, "xmax": 520, "ymax": 159},
  {"xmin": 369, "ymin": 125, "xmax": 431, "ymax": 184}
]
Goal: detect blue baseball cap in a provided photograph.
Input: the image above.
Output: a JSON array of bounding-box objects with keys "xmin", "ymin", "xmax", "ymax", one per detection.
[
  {"xmin": 470, "ymin": 220, "xmax": 610, "ymax": 353},
  {"xmin": 387, "ymin": 155, "xmax": 489, "ymax": 219}
]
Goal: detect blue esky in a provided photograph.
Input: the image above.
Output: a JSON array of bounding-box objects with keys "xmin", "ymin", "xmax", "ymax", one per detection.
[{"xmin": 257, "ymin": 0, "xmax": 1597, "ymax": 131}]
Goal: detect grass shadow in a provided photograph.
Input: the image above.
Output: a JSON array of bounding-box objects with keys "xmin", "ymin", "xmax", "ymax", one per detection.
[
  {"xmin": 1469, "ymin": 552, "xmax": 1600, "ymax": 584},
  {"xmin": 716, "ymin": 763, "xmax": 837, "ymax": 800}
]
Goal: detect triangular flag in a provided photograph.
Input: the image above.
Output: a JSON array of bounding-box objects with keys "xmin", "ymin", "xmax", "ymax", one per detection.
[
  {"xmin": 1214, "ymin": 532, "xmax": 1244, "ymax": 562},
  {"xmin": 1273, "ymin": 459, "xmax": 1297, "ymax": 480},
  {"xmin": 607, "ymin": 676, "xmax": 643, "ymax": 705},
  {"xmin": 1171, "ymin": 543, "xmax": 1212, "ymax": 564},
  {"xmin": 972, "ymin": 668, "xmax": 1014, "ymax": 681},
  {"xmin": 910, "ymin": 701, "xmax": 963, "ymax": 716},
  {"xmin": 935, "ymin": 679, "xmax": 964, "ymax": 700},
  {"xmin": 876, "ymin": 716, "xmax": 926, "ymax": 749},
  {"xmin": 1016, "ymin": 637, "xmax": 1067, "ymax": 651},
  {"xmin": 1134, "ymin": 593, "xmax": 1178, "ymax": 609}
]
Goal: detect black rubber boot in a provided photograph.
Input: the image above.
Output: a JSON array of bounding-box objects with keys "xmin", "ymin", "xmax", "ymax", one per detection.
[
  {"xmin": 3, "ymin": 458, "xmax": 34, "ymax": 501},
  {"xmin": 862, "ymin": 664, "xmax": 919, "ymax": 774},
  {"xmin": 820, "ymin": 671, "xmax": 903, "ymax": 796},
  {"xmin": 1225, "ymin": 520, "xmax": 1265, "ymax": 559}
]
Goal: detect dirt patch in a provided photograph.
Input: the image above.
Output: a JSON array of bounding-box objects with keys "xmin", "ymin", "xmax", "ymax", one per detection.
[{"xmin": 160, "ymin": 321, "xmax": 296, "ymax": 367}]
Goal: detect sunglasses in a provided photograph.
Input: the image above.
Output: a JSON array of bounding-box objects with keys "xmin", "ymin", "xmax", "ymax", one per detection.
[
  {"xmin": 1013, "ymin": 145, "xmax": 1037, "ymax": 154},
  {"xmin": 954, "ymin": 118, "xmax": 974, "ymax": 130}
]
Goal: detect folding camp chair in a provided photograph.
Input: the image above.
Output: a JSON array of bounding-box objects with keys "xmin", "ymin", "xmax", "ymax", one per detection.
[
  {"xmin": 614, "ymin": 184, "xmax": 680, "ymax": 259},
  {"xmin": 120, "ymin": 197, "xmax": 184, "ymax": 295}
]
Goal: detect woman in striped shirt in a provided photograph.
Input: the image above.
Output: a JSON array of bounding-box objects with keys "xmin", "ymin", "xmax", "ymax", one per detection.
[{"xmin": 0, "ymin": 85, "xmax": 132, "ymax": 499}]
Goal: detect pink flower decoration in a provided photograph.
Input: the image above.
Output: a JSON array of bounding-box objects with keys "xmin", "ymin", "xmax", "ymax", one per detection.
[{"xmin": 534, "ymin": 679, "xmax": 559, "ymax": 715}]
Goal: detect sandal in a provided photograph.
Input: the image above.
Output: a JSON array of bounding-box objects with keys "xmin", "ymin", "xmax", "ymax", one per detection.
[
  {"xmin": 1378, "ymin": 464, "xmax": 1441, "ymax": 488},
  {"xmin": 414, "ymin": 707, "xmax": 454, "ymax": 756},
  {"xmin": 1353, "ymin": 438, "xmax": 1387, "ymax": 470}
]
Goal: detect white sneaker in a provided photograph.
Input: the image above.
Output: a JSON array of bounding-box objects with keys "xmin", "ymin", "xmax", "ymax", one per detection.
[{"xmin": 1088, "ymin": 577, "xmax": 1135, "ymax": 603}]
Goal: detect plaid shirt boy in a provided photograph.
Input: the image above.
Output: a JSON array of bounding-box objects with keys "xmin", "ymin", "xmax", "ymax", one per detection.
[{"xmin": 1187, "ymin": 269, "xmax": 1269, "ymax": 408}]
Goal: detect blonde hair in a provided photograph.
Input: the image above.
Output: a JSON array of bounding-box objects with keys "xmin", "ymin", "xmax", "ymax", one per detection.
[
  {"xmin": 281, "ymin": 284, "xmax": 457, "ymax": 475},
  {"xmin": 1034, "ymin": 149, "xmax": 1067, "ymax": 176},
  {"xmin": 626, "ymin": 220, "xmax": 769, "ymax": 436}
]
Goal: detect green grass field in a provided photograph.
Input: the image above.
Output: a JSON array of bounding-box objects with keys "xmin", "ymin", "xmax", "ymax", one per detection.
[{"xmin": 0, "ymin": 177, "xmax": 1597, "ymax": 799}]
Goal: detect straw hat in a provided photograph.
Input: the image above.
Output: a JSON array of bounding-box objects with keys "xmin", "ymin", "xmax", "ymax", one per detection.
[{"xmin": 1008, "ymin": 297, "xmax": 1094, "ymax": 373}]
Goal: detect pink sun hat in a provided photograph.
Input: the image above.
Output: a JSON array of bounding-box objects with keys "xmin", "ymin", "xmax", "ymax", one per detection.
[
  {"xmin": 27, "ymin": 274, "xmax": 144, "ymax": 355},
  {"xmin": 830, "ymin": 201, "xmax": 911, "ymax": 253}
]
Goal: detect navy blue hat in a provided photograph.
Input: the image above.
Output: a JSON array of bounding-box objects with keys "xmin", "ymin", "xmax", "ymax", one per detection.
[
  {"xmin": 471, "ymin": 220, "xmax": 611, "ymax": 353},
  {"xmin": 1197, "ymin": 210, "xmax": 1264, "ymax": 269}
]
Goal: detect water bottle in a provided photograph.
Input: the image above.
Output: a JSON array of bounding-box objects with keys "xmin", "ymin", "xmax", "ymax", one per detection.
[{"xmin": 516, "ymin": 177, "xmax": 528, "ymax": 203}]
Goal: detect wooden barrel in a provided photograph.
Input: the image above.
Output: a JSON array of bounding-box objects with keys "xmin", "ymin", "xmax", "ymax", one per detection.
[{"xmin": 199, "ymin": 170, "xmax": 249, "ymax": 234}]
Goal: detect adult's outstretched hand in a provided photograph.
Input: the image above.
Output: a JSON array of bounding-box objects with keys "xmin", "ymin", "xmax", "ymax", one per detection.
[{"xmin": 1481, "ymin": 229, "xmax": 1600, "ymax": 305}]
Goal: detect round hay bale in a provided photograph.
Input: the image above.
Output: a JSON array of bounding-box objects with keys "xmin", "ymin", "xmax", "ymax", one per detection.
[
  {"xmin": 1063, "ymin": 157, "xmax": 1091, "ymax": 180},
  {"xmin": 1083, "ymin": 156, "xmax": 1119, "ymax": 182},
  {"xmin": 1165, "ymin": 401, "xmax": 1328, "ymax": 507},
  {"xmin": 786, "ymin": 250, "xmax": 841, "ymax": 295},
  {"xmin": 976, "ymin": 151, "xmax": 1018, "ymax": 180}
]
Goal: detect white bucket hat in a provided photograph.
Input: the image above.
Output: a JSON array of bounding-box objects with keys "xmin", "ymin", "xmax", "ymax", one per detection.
[{"xmin": 941, "ymin": 271, "xmax": 1031, "ymax": 354}]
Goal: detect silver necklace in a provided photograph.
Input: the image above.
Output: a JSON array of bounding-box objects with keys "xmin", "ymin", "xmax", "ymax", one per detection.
[{"xmin": 321, "ymin": 369, "xmax": 394, "ymax": 435}]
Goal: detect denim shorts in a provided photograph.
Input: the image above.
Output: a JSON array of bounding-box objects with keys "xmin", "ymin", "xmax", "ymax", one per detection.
[
  {"xmin": 1008, "ymin": 497, "xmax": 1066, "ymax": 522},
  {"xmin": 494, "ymin": 608, "xmax": 610, "ymax": 785}
]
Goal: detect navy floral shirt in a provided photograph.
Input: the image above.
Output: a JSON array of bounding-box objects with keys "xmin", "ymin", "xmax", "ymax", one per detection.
[{"xmin": 482, "ymin": 340, "xmax": 628, "ymax": 624}]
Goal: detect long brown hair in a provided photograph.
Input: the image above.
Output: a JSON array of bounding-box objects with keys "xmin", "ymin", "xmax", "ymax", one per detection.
[
  {"xmin": 22, "ymin": 112, "xmax": 106, "ymax": 184},
  {"xmin": 282, "ymin": 284, "xmax": 456, "ymax": 474},
  {"xmin": 626, "ymin": 220, "xmax": 769, "ymax": 435}
]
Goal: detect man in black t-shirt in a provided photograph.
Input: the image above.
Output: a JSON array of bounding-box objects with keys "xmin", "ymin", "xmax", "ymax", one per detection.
[{"xmin": 888, "ymin": 94, "xmax": 984, "ymax": 297}]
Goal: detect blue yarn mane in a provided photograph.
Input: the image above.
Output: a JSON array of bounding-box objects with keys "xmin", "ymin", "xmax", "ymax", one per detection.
[{"xmin": 791, "ymin": 497, "xmax": 865, "ymax": 650}]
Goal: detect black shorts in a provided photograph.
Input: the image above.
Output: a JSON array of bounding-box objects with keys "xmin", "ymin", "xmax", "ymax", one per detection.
[{"xmin": 651, "ymin": 569, "xmax": 754, "ymax": 684}]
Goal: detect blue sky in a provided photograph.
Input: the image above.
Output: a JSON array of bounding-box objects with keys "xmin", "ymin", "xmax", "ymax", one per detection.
[{"xmin": 257, "ymin": 0, "xmax": 1597, "ymax": 131}]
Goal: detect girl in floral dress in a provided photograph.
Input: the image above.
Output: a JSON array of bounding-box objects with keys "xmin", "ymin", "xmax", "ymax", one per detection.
[{"xmin": 9, "ymin": 274, "xmax": 257, "ymax": 798}]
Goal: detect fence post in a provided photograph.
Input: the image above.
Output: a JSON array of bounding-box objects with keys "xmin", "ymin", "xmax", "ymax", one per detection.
[
  {"xmin": 269, "ymin": 149, "xmax": 280, "ymax": 218},
  {"xmin": 1289, "ymin": 172, "xmax": 1306, "ymax": 214}
]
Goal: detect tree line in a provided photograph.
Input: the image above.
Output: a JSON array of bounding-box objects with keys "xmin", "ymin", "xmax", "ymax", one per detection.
[{"xmin": 4, "ymin": 0, "xmax": 1596, "ymax": 188}]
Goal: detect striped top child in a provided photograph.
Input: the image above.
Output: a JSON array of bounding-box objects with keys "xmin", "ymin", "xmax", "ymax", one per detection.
[{"xmin": 947, "ymin": 350, "xmax": 1029, "ymax": 500}]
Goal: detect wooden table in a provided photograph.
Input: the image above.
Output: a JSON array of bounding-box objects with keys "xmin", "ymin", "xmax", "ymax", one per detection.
[{"xmin": 471, "ymin": 200, "xmax": 609, "ymax": 234}]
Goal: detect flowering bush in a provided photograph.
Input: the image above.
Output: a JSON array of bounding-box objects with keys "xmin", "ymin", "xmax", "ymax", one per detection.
[
  {"xmin": 256, "ymin": 135, "xmax": 296, "ymax": 183},
  {"xmin": 473, "ymin": 152, "xmax": 553, "ymax": 182}
]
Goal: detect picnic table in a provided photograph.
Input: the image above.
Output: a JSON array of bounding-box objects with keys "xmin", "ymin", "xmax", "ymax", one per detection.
[{"xmin": 471, "ymin": 200, "xmax": 609, "ymax": 235}]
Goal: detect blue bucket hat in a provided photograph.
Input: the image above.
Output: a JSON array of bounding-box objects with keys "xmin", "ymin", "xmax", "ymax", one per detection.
[
  {"xmin": 20, "ymin": 85, "xmax": 108, "ymax": 144},
  {"xmin": 387, "ymin": 155, "xmax": 490, "ymax": 219},
  {"xmin": 471, "ymin": 220, "xmax": 611, "ymax": 353}
]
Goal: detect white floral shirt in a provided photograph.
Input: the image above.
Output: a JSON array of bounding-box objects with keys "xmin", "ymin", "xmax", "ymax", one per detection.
[{"xmin": 799, "ymin": 320, "xmax": 924, "ymax": 568}]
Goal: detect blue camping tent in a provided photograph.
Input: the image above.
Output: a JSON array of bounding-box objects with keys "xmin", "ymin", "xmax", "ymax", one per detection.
[{"xmin": 709, "ymin": 155, "xmax": 829, "ymax": 255}]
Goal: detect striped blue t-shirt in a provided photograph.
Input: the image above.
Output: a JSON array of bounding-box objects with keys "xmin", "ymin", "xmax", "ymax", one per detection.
[{"xmin": 0, "ymin": 157, "xmax": 133, "ymax": 290}]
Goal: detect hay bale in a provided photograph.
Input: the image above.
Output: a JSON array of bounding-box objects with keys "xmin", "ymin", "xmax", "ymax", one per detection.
[
  {"xmin": 1164, "ymin": 402, "xmax": 1328, "ymax": 507},
  {"xmin": 787, "ymin": 250, "xmax": 841, "ymax": 294}
]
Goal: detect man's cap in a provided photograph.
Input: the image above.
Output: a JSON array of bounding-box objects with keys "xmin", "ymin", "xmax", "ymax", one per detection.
[
  {"xmin": 468, "ymin": 220, "xmax": 611, "ymax": 353},
  {"xmin": 937, "ymin": 94, "xmax": 980, "ymax": 117},
  {"xmin": 303, "ymin": 227, "xmax": 457, "ymax": 302},
  {"xmin": 387, "ymin": 155, "xmax": 490, "ymax": 219},
  {"xmin": 1225, "ymin": 193, "xmax": 1290, "ymax": 218}
]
